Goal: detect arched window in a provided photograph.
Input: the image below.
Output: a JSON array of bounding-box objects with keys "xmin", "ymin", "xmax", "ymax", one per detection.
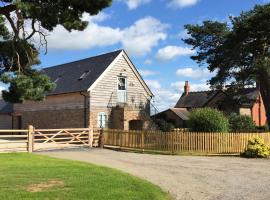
[{"xmin": 97, "ymin": 112, "xmax": 108, "ymax": 128}]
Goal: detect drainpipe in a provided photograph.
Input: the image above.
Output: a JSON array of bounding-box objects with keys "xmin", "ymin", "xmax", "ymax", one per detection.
[{"xmin": 80, "ymin": 92, "xmax": 90, "ymax": 128}]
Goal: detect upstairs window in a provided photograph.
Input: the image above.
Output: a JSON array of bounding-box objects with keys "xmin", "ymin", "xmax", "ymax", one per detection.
[{"xmin": 118, "ymin": 77, "xmax": 126, "ymax": 90}]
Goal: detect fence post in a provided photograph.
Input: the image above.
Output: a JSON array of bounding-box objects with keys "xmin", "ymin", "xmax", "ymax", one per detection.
[
  {"xmin": 27, "ymin": 125, "xmax": 34, "ymax": 153},
  {"xmin": 141, "ymin": 131, "xmax": 145, "ymax": 152},
  {"xmin": 171, "ymin": 131, "xmax": 175, "ymax": 155},
  {"xmin": 99, "ymin": 129, "xmax": 105, "ymax": 148},
  {"xmin": 88, "ymin": 126, "xmax": 93, "ymax": 148}
]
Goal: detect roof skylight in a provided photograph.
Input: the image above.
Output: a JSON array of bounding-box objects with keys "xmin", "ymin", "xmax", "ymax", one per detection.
[{"xmin": 78, "ymin": 70, "xmax": 90, "ymax": 80}]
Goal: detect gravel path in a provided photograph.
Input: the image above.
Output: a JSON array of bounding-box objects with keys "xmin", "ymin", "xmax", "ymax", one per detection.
[{"xmin": 38, "ymin": 149, "xmax": 270, "ymax": 200}]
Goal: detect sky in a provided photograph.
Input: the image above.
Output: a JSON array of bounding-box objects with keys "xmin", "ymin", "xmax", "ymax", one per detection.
[{"xmin": 1, "ymin": 0, "xmax": 269, "ymax": 111}]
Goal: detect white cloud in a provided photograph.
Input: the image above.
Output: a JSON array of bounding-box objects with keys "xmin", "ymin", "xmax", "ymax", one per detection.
[
  {"xmin": 178, "ymin": 29, "xmax": 190, "ymax": 40},
  {"xmin": 145, "ymin": 80, "xmax": 161, "ymax": 90},
  {"xmin": 147, "ymin": 79, "xmax": 209, "ymax": 111},
  {"xmin": 46, "ymin": 15, "xmax": 167, "ymax": 57},
  {"xmin": 144, "ymin": 59, "xmax": 152, "ymax": 65},
  {"xmin": 146, "ymin": 79, "xmax": 180, "ymax": 111},
  {"xmin": 156, "ymin": 45, "xmax": 195, "ymax": 61},
  {"xmin": 171, "ymin": 81, "xmax": 209, "ymax": 93},
  {"xmin": 168, "ymin": 0, "xmax": 200, "ymax": 8},
  {"xmin": 84, "ymin": 12, "xmax": 111, "ymax": 22},
  {"xmin": 138, "ymin": 69, "xmax": 156, "ymax": 77},
  {"xmin": 121, "ymin": 17, "xmax": 168, "ymax": 56},
  {"xmin": 153, "ymin": 89, "xmax": 180, "ymax": 111},
  {"xmin": 176, "ymin": 67, "xmax": 212, "ymax": 79},
  {"xmin": 121, "ymin": 0, "xmax": 151, "ymax": 10}
]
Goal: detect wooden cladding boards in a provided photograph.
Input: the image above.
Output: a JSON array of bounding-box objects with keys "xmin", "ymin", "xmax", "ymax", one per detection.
[{"xmin": 90, "ymin": 55, "xmax": 150, "ymax": 108}]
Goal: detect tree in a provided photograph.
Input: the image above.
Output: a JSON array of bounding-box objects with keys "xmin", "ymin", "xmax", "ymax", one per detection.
[
  {"xmin": 0, "ymin": 0, "xmax": 112, "ymax": 103},
  {"xmin": 183, "ymin": 3, "xmax": 270, "ymax": 127}
]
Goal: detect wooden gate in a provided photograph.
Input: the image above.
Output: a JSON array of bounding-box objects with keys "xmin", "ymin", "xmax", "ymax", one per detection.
[{"xmin": 33, "ymin": 128, "xmax": 100, "ymax": 151}]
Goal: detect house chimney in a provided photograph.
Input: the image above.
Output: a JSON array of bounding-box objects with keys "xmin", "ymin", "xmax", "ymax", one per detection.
[{"xmin": 184, "ymin": 81, "xmax": 190, "ymax": 96}]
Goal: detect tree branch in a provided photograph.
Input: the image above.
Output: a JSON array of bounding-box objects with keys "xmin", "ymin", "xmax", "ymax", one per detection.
[
  {"xmin": 4, "ymin": 12, "xmax": 19, "ymax": 38},
  {"xmin": 25, "ymin": 19, "xmax": 36, "ymax": 40}
]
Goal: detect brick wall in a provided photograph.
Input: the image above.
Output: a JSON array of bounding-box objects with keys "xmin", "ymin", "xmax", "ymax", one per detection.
[
  {"xmin": 251, "ymin": 94, "xmax": 267, "ymax": 126},
  {"xmin": 0, "ymin": 114, "xmax": 12, "ymax": 129},
  {"xmin": 15, "ymin": 108, "xmax": 88, "ymax": 129}
]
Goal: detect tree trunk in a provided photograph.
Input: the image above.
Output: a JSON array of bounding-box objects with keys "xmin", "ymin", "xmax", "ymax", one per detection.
[{"xmin": 259, "ymin": 72, "xmax": 270, "ymax": 128}]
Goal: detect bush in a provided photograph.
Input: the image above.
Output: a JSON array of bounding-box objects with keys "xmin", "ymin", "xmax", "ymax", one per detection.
[
  {"xmin": 228, "ymin": 113, "xmax": 256, "ymax": 132},
  {"xmin": 256, "ymin": 125, "xmax": 269, "ymax": 132},
  {"xmin": 242, "ymin": 136, "xmax": 270, "ymax": 158},
  {"xmin": 154, "ymin": 118, "xmax": 175, "ymax": 132},
  {"xmin": 188, "ymin": 108, "xmax": 229, "ymax": 132}
]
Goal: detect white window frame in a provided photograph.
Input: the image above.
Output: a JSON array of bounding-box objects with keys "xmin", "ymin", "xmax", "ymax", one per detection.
[
  {"xmin": 97, "ymin": 112, "xmax": 108, "ymax": 128},
  {"xmin": 117, "ymin": 76, "xmax": 127, "ymax": 103}
]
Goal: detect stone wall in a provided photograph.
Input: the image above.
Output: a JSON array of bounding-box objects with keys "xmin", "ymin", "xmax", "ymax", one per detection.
[{"xmin": 89, "ymin": 106, "xmax": 154, "ymax": 130}]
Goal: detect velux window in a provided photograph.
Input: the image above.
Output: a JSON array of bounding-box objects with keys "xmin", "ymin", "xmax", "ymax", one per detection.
[{"xmin": 78, "ymin": 70, "xmax": 90, "ymax": 80}]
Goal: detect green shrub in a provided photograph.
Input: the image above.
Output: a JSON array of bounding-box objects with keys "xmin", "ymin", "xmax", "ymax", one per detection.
[
  {"xmin": 188, "ymin": 108, "xmax": 229, "ymax": 132},
  {"xmin": 154, "ymin": 118, "xmax": 175, "ymax": 132},
  {"xmin": 242, "ymin": 136, "xmax": 270, "ymax": 158},
  {"xmin": 228, "ymin": 113, "xmax": 256, "ymax": 132},
  {"xmin": 256, "ymin": 125, "xmax": 269, "ymax": 132}
]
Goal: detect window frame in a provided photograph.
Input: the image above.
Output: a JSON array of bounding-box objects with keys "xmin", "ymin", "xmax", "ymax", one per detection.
[{"xmin": 97, "ymin": 112, "xmax": 108, "ymax": 128}]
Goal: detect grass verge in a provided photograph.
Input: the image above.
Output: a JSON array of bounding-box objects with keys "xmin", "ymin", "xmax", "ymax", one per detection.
[{"xmin": 0, "ymin": 153, "xmax": 171, "ymax": 200}]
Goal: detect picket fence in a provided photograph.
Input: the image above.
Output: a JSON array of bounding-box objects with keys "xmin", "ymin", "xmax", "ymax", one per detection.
[{"xmin": 103, "ymin": 129, "xmax": 270, "ymax": 154}]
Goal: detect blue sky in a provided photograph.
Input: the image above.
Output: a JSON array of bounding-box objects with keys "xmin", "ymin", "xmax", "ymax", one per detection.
[{"xmin": 1, "ymin": 0, "xmax": 269, "ymax": 111}]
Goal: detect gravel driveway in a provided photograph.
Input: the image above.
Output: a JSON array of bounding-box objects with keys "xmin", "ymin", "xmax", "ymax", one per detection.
[{"xmin": 38, "ymin": 149, "xmax": 270, "ymax": 200}]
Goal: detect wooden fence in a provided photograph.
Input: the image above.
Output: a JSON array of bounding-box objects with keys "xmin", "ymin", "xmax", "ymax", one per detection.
[
  {"xmin": 1, "ymin": 127, "xmax": 270, "ymax": 154},
  {"xmin": 0, "ymin": 126, "xmax": 101, "ymax": 153},
  {"xmin": 103, "ymin": 129, "xmax": 270, "ymax": 154},
  {"xmin": 0, "ymin": 129, "xmax": 29, "ymax": 152}
]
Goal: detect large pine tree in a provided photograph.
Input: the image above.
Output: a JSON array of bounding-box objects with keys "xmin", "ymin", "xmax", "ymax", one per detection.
[{"xmin": 183, "ymin": 3, "xmax": 270, "ymax": 127}]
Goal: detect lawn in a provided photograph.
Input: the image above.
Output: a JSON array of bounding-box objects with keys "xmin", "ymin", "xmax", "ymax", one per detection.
[{"xmin": 0, "ymin": 153, "xmax": 170, "ymax": 200}]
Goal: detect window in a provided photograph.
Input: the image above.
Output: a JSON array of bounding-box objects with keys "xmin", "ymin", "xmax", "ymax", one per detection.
[
  {"xmin": 117, "ymin": 76, "xmax": 127, "ymax": 103},
  {"xmin": 97, "ymin": 112, "xmax": 108, "ymax": 128},
  {"xmin": 54, "ymin": 75, "xmax": 62, "ymax": 83},
  {"xmin": 78, "ymin": 70, "xmax": 90, "ymax": 80},
  {"xmin": 118, "ymin": 77, "xmax": 126, "ymax": 90}
]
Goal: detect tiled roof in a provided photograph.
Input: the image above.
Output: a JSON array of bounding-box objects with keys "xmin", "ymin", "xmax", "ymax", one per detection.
[
  {"xmin": 175, "ymin": 88, "xmax": 259, "ymax": 108},
  {"xmin": 175, "ymin": 91, "xmax": 219, "ymax": 108},
  {"xmin": 43, "ymin": 50, "xmax": 122, "ymax": 95},
  {"xmin": 170, "ymin": 108, "xmax": 190, "ymax": 120}
]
